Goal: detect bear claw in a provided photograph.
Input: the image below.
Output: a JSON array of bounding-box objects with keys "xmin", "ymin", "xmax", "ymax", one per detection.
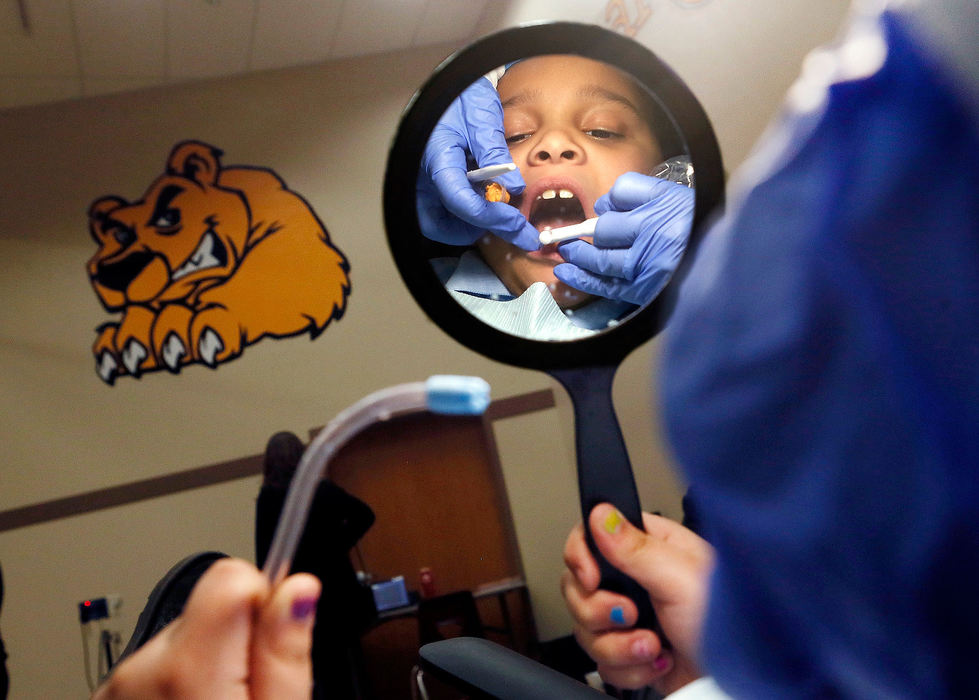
[
  {"xmin": 122, "ymin": 339, "xmax": 148, "ymax": 377},
  {"xmin": 199, "ymin": 328, "xmax": 224, "ymax": 367},
  {"xmin": 162, "ymin": 333, "xmax": 186, "ymax": 372}
]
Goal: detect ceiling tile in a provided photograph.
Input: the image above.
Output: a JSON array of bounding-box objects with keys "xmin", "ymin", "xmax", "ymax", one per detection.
[
  {"xmin": 412, "ymin": 0, "xmax": 488, "ymax": 45},
  {"xmin": 330, "ymin": 0, "xmax": 428, "ymax": 59},
  {"xmin": 250, "ymin": 0, "xmax": 344, "ymax": 71},
  {"xmin": 73, "ymin": 0, "xmax": 166, "ymax": 77},
  {"xmin": 0, "ymin": 0, "xmax": 78, "ymax": 76},
  {"xmin": 167, "ymin": 0, "xmax": 254, "ymax": 80}
]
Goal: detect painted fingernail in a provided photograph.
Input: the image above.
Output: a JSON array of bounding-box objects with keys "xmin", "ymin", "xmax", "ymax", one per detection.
[
  {"xmin": 291, "ymin": 596, "xmax": 318, "ymax": 622},
  {"xmin": 654, "ymin": 653, "xmax": 672, "ymax": 672},
  {"xmin": 631, "ymin": 638, "xmax": 653, "ymax": 659},
  {"xmin": 610, "ymin": 606, "xmax": 626, "ymax": 625},
  {"xmin": 603, "ymin": 509, "xmax": 624, "ymax": 535}
]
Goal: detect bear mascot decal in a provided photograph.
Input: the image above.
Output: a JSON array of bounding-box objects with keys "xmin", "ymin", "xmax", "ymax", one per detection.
[{"xmin": 87, "ymin": 140, "xmax": 350, "ymax": 384}]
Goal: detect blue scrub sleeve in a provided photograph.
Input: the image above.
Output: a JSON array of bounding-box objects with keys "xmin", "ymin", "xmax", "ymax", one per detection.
[{"xmin": 660, "ymin": 9, "xmax": 979, "ymax": 697}]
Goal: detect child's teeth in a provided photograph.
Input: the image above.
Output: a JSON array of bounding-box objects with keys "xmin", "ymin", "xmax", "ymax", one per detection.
[
  {"xmin": 541, "ymin": 189, "xmax": 556, "ymax": 200},
  {"xmin": 559, "ymin": 189, "xmax": 573, "ymax": 199}
]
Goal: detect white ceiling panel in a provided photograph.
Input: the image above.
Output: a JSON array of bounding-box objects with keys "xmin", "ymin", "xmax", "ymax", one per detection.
[
  {"xmin": 0, "ymin": 0, "xmax": 77, "ymax": 76},
  {"xmin": 250, "ymin": 0, "xmax": 345, "ymax": 71},
  {"xmin": 412, "ymin": 0, "xmax": 489, "ymax": 45},
  {"xmin": 0, "ymin": 0, "xmax": 510, "ymax": 111},
  {"xmin": 167, "ymin": 0, "xmax": 254, "ymax": 79},
  {"xmin": 330, "ymin": 0, "xmax": 429, "ymax": 59},
  {"xmin": 72, "ymin": 0, "xmax": 166, "ymax": 77}
]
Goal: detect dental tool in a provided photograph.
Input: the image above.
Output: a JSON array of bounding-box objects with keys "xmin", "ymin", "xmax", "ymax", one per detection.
[
  {"xmin": 466, "ymin": 162, "xmax": 516, "ymax": 182},
  {"xmin": 538, "ymin": 217, "xmax": 598, "ymax": 245},
  {"xmin": 262, "ymin": 375, "xmax": 491, "ymax": 585}
]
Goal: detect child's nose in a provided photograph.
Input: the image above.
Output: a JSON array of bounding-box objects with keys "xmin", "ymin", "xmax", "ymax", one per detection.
[{"xmin": 530, "ymin": 129, "xmax": 583, "ymax": 165}]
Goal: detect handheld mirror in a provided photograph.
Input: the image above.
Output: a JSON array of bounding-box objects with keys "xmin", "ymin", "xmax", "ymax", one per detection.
[{"xmin": 384, "ymin": 22, "xmax": 723, "ymax": 640}]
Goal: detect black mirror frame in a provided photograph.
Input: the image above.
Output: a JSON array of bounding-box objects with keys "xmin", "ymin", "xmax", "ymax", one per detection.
[{"xmin": 384, "ymin": 21, "xmax": 724, "ymax": 371}]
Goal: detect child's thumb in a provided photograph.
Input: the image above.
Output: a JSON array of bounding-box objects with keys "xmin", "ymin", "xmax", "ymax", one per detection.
[
  {"xmin": 588, "ymin": 504, "xmax": 674, "ymax": 602},
  {"xmin": 250, "ymin": 573, "xmax": 321, "ymax": 700}
]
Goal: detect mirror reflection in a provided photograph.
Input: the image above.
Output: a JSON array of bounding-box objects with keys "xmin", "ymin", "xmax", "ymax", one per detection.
[{"xmin": 418, "ymin": 55, "xmax": 695, "ymax": 342}]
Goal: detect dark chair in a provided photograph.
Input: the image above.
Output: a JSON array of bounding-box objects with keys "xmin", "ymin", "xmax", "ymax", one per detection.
[
  {"xmin": 417, "ymin": 591, "xmax": 484, "ymax": 645},
  {"xmin": 417, "ymin": 638, "xmax": 608, "ymax": 699}
]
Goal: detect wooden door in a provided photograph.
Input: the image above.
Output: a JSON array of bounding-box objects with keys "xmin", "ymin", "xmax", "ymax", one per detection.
[{"xmin": 327, "ymin": 411, "xmax": 534, "ymax": 699}]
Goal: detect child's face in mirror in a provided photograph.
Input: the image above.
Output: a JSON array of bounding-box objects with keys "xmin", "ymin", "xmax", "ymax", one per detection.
[{"xmin": 478, "ymin": 55, "xmax": 663, "ymax": 309}]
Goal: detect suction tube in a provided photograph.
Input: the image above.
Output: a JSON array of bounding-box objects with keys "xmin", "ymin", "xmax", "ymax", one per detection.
[{"xmin": 262, "ymin": 376, "xmax": 491, "ymax": 585}]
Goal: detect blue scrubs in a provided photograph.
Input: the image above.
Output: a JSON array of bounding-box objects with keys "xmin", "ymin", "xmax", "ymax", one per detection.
[{"xmin": 661, "ymin": 5, "xmax": 979, "ymax": 697}]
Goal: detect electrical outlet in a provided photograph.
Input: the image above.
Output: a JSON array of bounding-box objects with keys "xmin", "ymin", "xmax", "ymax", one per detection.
[{"xmin": 78, "ymin": 598, "xmax": 108, "ymax": 623}]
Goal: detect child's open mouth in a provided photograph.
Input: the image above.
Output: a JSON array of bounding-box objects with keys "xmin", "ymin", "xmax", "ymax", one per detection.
[{"xmin": 529, "ymin": 188, "xmax": 587, "ymax": 232}]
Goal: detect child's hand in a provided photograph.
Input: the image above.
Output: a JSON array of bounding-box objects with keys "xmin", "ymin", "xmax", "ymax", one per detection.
[
  {"xmin": 555, "ymin": 172, "xmax": 693, "ymax": 305},
  {"xmin": 562, "ymin": 505, "xmax": 712, "ymax": 696},
  {"xmin": 417, "ymin": 77, "xmax": 539, "ymax": 251},
  {"xmin": 93, "ymin": 559, "xmax": 320, "ymax": 700}
]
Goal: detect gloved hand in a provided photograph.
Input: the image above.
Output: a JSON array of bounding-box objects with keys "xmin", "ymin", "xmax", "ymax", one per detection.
[
  {"xmin": 554, "ymin": 172, "xmax": 693, "ymax": 306},
  {"xmin": 417, "ymin": 77, "xmax": 540, "ymax": 251}
]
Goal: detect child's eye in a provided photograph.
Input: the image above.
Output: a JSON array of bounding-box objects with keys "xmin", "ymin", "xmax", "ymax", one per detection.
[
  {"xmin": 585, "ymin": 128, "xmax": 621, "ymax": 140},
  {"xmin": 506, "ymin": 133, "xmax": 532, "ymax": 145}
]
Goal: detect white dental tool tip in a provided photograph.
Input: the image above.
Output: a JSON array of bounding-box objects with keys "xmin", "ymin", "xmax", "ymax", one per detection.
[
  {"xmin": 538, "ymin": 217, "xmax": 599, "ymax": 245},
  {"xmin": 466, "ymin": 163, "xmax": 516, "ymax": 182},
  {"xmin": 425, "ymin": 375, "xmax": 491, "ymax": 415}
]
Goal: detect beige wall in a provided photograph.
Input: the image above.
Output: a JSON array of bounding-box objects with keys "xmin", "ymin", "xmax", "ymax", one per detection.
[{"xmin": 0, "ymin": 2, "xmax": 849, "ymax": 696}]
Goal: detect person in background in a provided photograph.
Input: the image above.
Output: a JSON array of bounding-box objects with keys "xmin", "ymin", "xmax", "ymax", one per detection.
[{"xmin": 255, "ymin": 431, "xmax": 376, "ymax": 700}]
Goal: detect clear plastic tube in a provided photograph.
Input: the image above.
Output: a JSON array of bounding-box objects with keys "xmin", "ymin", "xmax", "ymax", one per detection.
[{"xmin": 262, "ymin": 376, "xmax": 489, "ymax": 585}]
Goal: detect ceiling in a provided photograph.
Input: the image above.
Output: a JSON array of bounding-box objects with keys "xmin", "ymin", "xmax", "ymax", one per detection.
[{"xmin": 0, "ymin": 0, "xmax": 503, "ymax": 111}]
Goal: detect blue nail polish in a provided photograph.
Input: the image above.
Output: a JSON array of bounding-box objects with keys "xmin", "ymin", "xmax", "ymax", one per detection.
[{"xmin": 610, "ymin": 606, "xmax": 626, "ymax": 625}]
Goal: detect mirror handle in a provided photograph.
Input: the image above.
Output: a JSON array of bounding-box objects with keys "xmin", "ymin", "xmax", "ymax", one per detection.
[{"xmin": 549, "ymin": 365, "xmax": 670, "ymax": 646}]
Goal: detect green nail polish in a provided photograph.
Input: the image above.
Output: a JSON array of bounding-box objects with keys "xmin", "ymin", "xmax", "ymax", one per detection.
[{"xmin": 604, "ymin": 509, "xmax": 624, "ymax": 535}]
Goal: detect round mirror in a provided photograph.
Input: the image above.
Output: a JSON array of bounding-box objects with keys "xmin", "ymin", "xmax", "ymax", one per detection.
[
  {"xmin": 384, "ymin": 21, "xmax": 724, "ymax": 644},
  {"xmin": 384, "ymin": 21, "xmax": 723, "ymax": 371}
]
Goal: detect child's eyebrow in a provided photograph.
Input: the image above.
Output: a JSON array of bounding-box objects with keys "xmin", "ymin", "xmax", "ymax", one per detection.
[
  {"xmin": 500, "ymin": 88, "xmax": 544, "ymax": 109},
  {"xmin": 575, "ymin": 85, "xmax": 642, "ymax": 115},
  {"xmin": 500, "ymin": 84, "xmax": 642, "ymax": 116}
]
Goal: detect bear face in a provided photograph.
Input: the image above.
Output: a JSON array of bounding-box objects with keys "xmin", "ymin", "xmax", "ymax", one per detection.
[{"xmin": 87, "ymin": 145, "xmax": 252, "ymax": 311}]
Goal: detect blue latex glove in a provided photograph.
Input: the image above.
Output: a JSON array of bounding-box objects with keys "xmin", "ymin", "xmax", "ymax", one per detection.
[
  {"xmin": 417, "ymin": 77, "xmax": 540, "ymax": 251},
  {"xmin": 554, "ymin": 172, "xmax": 694, "ymax": 306}
]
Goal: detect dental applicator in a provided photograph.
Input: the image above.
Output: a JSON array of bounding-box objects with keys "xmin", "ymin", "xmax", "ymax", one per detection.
[{"xmin": 538, "ymin": 217, "xmax": 599, "ymax": 245}]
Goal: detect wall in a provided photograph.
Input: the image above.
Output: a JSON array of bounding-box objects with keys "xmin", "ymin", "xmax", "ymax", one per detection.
[{"xmin": 0, "ymin": 1, "xmax": 850, "ymax": 696}]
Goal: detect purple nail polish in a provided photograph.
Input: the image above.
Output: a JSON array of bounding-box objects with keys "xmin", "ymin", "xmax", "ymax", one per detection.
[
  {"xmin": 291, "ymin": 597, "xmax": 318, "ymax": 621},
  {"xmin": 654, "ymin": 653, "xmax": 671, "ymax": 671}
]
